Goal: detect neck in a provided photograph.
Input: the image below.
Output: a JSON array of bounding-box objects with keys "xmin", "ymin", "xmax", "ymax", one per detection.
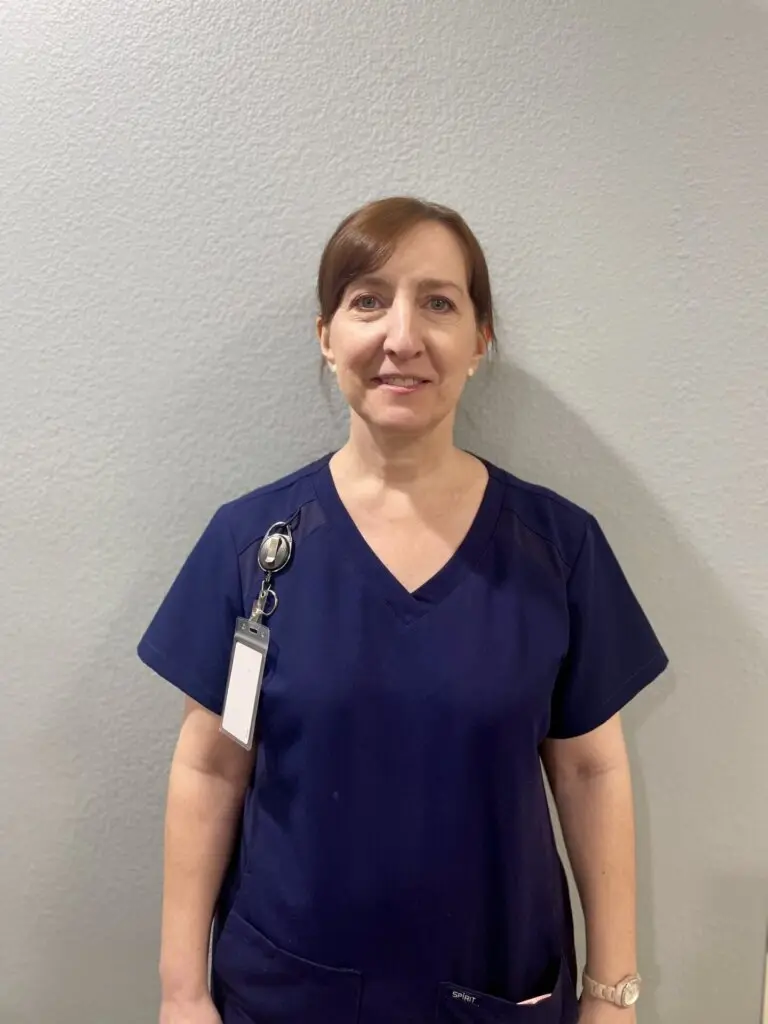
[{"xmin": 335, "ymin": 414, "xmax": 462, "ymax": 489}]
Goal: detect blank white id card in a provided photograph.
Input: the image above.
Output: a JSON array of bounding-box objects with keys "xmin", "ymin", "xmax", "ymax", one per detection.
[{"xmin": 220, "ymin": 618, "xmax": 269, "ymax": 749}]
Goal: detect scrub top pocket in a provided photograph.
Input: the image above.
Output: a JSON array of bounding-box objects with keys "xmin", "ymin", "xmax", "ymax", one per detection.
[
  {"xmin": 436, "ymin": 955, "xmax": 576, "ymax": 1024},
  {"xmin": 212, "ymin": 908, "xmax": 363, "ymax": 1024}
]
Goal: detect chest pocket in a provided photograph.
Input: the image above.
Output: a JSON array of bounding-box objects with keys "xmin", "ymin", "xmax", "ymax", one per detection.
[
  {"xmin": 212, "ymin": 908, "xmax": 362, "ymax": 1024},
  {"xmin": 436, "ymin": 955, "xmax": 577, "ymax": 1023}
]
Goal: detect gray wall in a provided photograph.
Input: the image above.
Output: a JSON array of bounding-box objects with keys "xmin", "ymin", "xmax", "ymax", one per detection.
[{"xmin": 1, "ymin": 2, "xmax": 766, "ymax": 1022}]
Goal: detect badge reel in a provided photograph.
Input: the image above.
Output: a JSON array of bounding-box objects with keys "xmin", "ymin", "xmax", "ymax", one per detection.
[{"xmin": 220, "ymin": 522, "xmax": 293, "ymax": 749}]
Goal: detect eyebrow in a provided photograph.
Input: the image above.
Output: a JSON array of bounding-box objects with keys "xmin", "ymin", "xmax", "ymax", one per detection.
[{"xmin": 350, "ymin": 274, "xmax": 466, "ymax": 296}]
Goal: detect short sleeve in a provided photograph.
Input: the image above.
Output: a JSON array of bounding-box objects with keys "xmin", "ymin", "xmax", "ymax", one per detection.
[
  {"xmin": 547, "ymin": 515, "xmax": 669, "ymax": 739},
  {"xmin": 137, "ymin": 508, "xmax": 243, "ymax": 715}
]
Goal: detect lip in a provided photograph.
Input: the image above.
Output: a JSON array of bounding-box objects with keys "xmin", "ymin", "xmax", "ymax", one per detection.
[
  {"xmin": 372, "ymin": 375, "xmax": 432, "ymax": 388},
  {"xmin": 373, "ymin": 378, "xmax": 430, "ymax": 394}
]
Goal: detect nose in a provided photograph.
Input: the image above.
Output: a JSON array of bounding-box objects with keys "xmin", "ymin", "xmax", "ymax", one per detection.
[{"xmin": 383, "ymin": 297, "xmax": 424, "ymax": 360}]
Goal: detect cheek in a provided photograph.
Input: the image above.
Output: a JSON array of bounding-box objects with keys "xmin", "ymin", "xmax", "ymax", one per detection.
[
  {"xmin": 335, "ymin": 350, "xmax": 376, "ymax": 399},
  {"xmin": 332, "ymin": 327, "xmax": 378, "ymax": 371},
  {"xmin": 338, "ymin": 357, "xmax": 373, "ymax": 395},
  {"xmin": 345, "ymin": 347, "xmax": 376, "ymax": 371},
  {"xmin": 437, "ymin": 377, "xmax": 469, "ymax": 408},
  {"xmin": 430, "ymin": 348, "xmax": 472, "ymax": 388}
]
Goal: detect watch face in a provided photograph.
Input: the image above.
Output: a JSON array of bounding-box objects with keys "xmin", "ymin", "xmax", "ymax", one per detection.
[{"xmin": 621, "ymin": 979, "xmax": 641, "ymax": 1006}]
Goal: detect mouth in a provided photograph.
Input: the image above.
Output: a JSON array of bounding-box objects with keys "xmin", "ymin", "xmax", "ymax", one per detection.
[{"xmin": 373, "ymin": 375, "xmax": 431, "ymax": 393}]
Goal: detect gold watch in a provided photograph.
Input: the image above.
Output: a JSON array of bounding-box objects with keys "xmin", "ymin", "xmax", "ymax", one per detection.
[{"xmin": 582, "ymin": 970, "xmax": 642, "ymax": 1008}]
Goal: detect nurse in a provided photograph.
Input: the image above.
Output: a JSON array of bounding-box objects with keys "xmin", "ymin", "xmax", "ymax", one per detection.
[{"xmin": 139, "ymin": 196, "xmax": 668, "ymax": 1024}]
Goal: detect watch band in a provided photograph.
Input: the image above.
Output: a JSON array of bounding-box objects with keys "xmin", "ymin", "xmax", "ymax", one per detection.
[{"xmin": 582, "ymin": 971, "xmax": 642, "ymax": 1008}]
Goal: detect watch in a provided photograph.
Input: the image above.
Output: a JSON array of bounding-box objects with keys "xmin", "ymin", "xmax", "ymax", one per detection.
[{"xmin": 582, "ymin": 970, "xmax": 642, "ymax": 1008}]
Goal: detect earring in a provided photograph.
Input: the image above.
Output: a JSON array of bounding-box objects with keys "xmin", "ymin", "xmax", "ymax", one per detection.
[
  {"xmin": 328, "ymin": 363, "xmax": 337, "ymax": 374},
  {"xmin": 468, "ymin": 367, "xmax": 475, "ymax": 378}
]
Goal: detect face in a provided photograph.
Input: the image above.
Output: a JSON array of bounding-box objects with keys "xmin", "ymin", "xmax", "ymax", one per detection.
[{"xmin": 317, "ymin": 221, "xmax": 488, "ymax": 438}]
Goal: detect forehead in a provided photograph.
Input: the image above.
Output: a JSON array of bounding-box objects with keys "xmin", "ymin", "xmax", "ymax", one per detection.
[{"xmin": 372, "ymin": 221, "xmax": 469, "ymax": 288}]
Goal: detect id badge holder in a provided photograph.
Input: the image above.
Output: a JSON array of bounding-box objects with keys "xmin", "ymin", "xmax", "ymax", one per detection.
[
  {"xmin": 220, "ymin": 617, "xmax": 270, "ymax": 750},
  {"xmin": 220, "ymin": 521, "xmax": 294, "ymax": 750}
]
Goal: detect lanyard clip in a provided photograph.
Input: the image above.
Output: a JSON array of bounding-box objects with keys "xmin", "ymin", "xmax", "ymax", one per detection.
[
  {"xmin": 258, "ymin": 523, "xmax": 293, "ymax": 574},
  {"xmin": 249, "ymin": 576, "xmax": 278, "ymax": 625},
  {"xmin": 248, "ymin": 521, "xmax": 294, "ymax": 625}
]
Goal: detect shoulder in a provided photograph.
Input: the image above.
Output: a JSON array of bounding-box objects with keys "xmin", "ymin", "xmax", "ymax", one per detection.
[
  {"xmin": 212, "ymin": 453, "xmax": 331, "ymax": 555},
  {"xmin": 484, "ymin": 459, "xmax": 592, "ymax": 572}
]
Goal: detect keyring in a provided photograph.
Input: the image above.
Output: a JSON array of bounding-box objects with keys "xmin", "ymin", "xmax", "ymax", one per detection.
[{"xmin": 259, "ymin": 587, "xmax": 278, "ymax": 618}]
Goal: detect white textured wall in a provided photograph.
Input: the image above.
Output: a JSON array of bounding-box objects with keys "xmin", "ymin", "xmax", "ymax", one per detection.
[{"xmin": 1, "ymin": 2, "xmax": 766, "ymax": 1021}]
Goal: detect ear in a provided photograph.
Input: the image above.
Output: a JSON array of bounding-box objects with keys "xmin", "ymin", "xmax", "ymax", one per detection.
[
  {"xmin": 469, "ymin": 323, "xmax": 490, "ymax": 374},
  {"xmin": 316, "ymin": 316, "xmax": 333, "ymax": 364}
]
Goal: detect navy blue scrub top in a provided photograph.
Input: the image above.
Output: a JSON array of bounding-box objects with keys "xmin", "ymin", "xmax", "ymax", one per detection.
[{"xmin": 138, "ymin": 453, "xmax": 668, "ymax": 1024}]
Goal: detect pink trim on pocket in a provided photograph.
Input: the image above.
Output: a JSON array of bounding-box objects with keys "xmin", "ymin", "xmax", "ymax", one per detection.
[{"xmin": 517, "ymin": 992, "xmax": 553, "ymax": 1005}]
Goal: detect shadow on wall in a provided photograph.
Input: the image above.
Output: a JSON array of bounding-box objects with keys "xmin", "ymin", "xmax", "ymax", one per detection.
[{"xmin": 24, "ymin": 359, "xmax": 766, "ymax": 1024}]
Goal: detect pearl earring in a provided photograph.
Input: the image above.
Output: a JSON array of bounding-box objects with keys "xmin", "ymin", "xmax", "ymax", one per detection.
[{"xmin": 468, "ymin": 367, "xmax": 475, "ymax": 378}]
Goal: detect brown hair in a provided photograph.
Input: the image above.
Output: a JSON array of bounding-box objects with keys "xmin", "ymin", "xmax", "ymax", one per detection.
[{"xmin": 316, "ymin": 196, "xmax": 496, "ymax": 347}]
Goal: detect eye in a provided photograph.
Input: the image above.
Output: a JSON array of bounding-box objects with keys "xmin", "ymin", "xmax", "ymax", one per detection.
[
  {"xmin": 351, "ymin": 293, "xmax": 381, "ymax": 311},
  {"xmin": 428, "ymin": 296, "xmax": 456, "ymax": 313}
]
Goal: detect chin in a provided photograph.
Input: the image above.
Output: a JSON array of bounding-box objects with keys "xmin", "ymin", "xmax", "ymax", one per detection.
[
  {"xmin": 363, "ymin": 409, "xmax": 445, "ymax": 438},
  {"xmin": 350, "ymin": 394, "xmax": 452, "ymax": 438}
]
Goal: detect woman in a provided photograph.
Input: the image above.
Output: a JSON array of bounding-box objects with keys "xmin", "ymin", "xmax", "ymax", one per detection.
[{"xmin": 139, "ymin": 196, "xmax": 668, "ymax": 1024}]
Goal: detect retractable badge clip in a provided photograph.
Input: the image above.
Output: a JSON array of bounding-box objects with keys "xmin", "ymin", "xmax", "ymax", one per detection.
[{"xmin": 220, "ymin": 522, "xmax": 294, "ymax": 749}]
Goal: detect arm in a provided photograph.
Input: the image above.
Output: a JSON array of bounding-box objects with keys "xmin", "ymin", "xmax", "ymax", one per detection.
[
  {"xmin": 541, "ymin": 713, "xmax": 637, "ymax": 1020},
  {"xmin": 159, "ymin": 697, "xmax": 255, "ymax": 1016}
]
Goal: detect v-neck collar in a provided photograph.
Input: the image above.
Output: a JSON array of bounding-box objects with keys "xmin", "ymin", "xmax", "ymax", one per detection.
[{"xmin": 312, "ymin": 452, "xmax": 504, "ymax": 624}]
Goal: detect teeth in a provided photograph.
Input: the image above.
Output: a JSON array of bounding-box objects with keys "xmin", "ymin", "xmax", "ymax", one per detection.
[{"xmin": 380, "ymin": 376, "xmax": 423, "ymax": 386}]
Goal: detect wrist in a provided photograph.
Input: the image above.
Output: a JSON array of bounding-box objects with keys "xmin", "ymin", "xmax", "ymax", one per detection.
[
  {"xmin": 582, "ymin": 969, "xmax": 642, "ymax": 1009},
  {"xmin": 584, "ymin": 958, "xmax": 638, "ymax": 979},
  {"xmin": 159, "ymin": 963, "xmax": 210, "ymax": 1003}
]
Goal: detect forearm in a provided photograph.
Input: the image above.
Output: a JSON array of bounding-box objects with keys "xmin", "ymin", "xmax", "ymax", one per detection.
[
  {"xmin": 159, "ymin": 758, "xmax": 247, "ymax": 999},
  {"xmin": 551, "ymin": 758, "xmax": 637, "ymax": 982}
]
